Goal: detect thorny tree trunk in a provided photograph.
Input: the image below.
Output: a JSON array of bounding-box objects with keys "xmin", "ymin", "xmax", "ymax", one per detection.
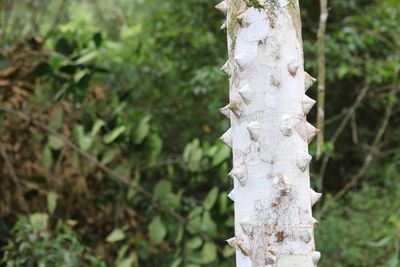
[{"xmin": 216, "ymin": 0, "xmax": 322, "ymax": 266}]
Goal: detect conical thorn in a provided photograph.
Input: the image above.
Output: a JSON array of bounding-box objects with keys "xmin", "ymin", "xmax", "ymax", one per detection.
[
  {"xmin": 227, "ymin": 190, "xmax": 235, "ymax": 201},
  {"xmin": 234, "ymin": 53, "xmax": 247, "ymax": 70},
  {"xmin": 306, "ymin": 122, "xmax": 319, "ymax": 143},
  {"xmin": 215, "ymin": 1, "xmax": 228, "ymax": 13},
  {"xmin": 229, "ymin": 164, "xmax": 248, "ymax": 186},
  {"xmin": 238, "ymin": 84, "xmax": 253, "ymax": 104},
  {"xmin": 221, "ymin": 60, "xmax": 232, "ymax": 76},
  {"xmin": 219, "ymin": 104, "xmax": 230, "ymax": 119},
  {"xmin": 312, "ymin": 217, "xmax": 320, "ymax": 225},
  {"xmin": 280, "ymin": 115, "xmax": 294, "ymax": 137},
  {"xmin": 288, "ymin": 62, "xmax": 300, "ymax": 76},
  {"xmin": 310, "ymin": 189, "xmax": 322, "ymax": 206},
  {"xmin": 247, "ymin": 121, "xmax": 261, "ymax": 141},
  {"xmin": 305, "ymin": 72, "xmax": 317, "ymax": 91},
  {"xmin": 236, "ymin": 12, "xmax": 248, "ymax": 27},
  {"xmin": 219, "ymin": 128, "xmax": 232, "ymax": 148},
  {"xmin": 220, "ymin": 20, "xmax": 227, "ymax": 30},
  {"xmin": 299, "ymin": 229, "xmax": 312, "ymax": 244},
  {"xmin": 228, "ymin": 99, "xmax": 243, "ymax": 118},
  {"xmin": 270, "ymin": 75, "xmax": 281, "ymax": 88},
  {"xmin": 239, "ymin": 217, "xmax": 254, "ymax": 236},
  {"xmin": 312, "ymin": 251, "xmax": 321, "ymax": 265},
  {"xmin": 297, "ymin": 153, "xmax": 312, "ymax": 172},
  {"xmin": 303, "ymin": 95, "xmax": 316, "ymax": 115},
  {"xmin": 226, "ymin": 237, "xmax": 236, "ymax": 248}
]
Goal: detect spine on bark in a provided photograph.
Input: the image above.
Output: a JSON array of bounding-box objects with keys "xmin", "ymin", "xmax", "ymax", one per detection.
[{"xmin": 216, "ymin": 0, "xmax": 321, "ymax": 266}]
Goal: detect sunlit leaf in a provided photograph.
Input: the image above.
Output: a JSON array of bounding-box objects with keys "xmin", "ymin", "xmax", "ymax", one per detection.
[
  {"xmin": 104, "ymin": 126, "xmax": 126, "ymax": 144},
  {"xmin": 154, "ymin": 180, "xmax": 172, "ymax": 199},
  {"xmin": 106, "ymin": 229, "xmax": 125, "ymax": 243},
  {"xmin": 200, "ymin": 242, "xmax": 217, "ymax": 264},
  {"xmin": 47, "ymin": 192, "xmax": 58, "ymax": 215},
  {"xmin": 223, "ymin": 245, "xmax": 235, "ymax": 257},
  {"xmin": 29, "ymin": 213, "xmax": 48, "ymax": 232},
  {"xmin": 201, "ymin": 211, "xmax": 217, "ymax": 235},
  {"xmin": 203, "ymin": 187, "xmax": 219, "ymax": 210},
  {"xmin": 186, "ymin": 237, "xmax": 203, "ymax": 250},
  {"xmin": 212, "ymin": 145, "xmax": 230, "ymax": 166},
  {"xmin": 48, "ymin": 135, "xmax": 65, "ymax": 150},
  {"xmin": 148, "ymin": 216, "xmax": 167, "ymax": 244},
  {"xmin": 74, "ymin": 125, "xmax": 93, "ymax": 151},
  {"xmin": 75, "ymin": 51, "xmax": 98, "ymax": 65},
  {"xmin": 117, "ymin": 257, "xmax": 134, "ymax": 267},
  {"xmin": 101, "ymin": 148, "xmax": 120, "ymax": 165},
  {"xmin": 91, "ymin": 119, "xmax": 106, "ymax": 136},
  {"xmin": 42, "ymin": 145, "xmax": 53, "ymax": 170},
  {"xmin": 134, "ymin": 116, "xmax": 151, "ymax": 144}
]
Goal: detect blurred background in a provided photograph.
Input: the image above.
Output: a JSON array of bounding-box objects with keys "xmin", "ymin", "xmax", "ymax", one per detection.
[{"xmin": 0, "ymin": 0, "xmax": 399, "ymax": 266}]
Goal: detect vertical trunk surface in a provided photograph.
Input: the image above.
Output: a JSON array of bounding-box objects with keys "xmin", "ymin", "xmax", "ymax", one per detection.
[{"xmin": 217, "ymin": 1, "xmax": 321, "ymax": 266}]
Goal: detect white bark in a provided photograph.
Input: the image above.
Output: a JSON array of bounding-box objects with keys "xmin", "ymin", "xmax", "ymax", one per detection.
[{"xmin": 216, "ymin": 1, "xmax": 321, "ymax": 266}]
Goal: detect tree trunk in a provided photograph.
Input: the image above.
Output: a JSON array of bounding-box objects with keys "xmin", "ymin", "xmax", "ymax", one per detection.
[{"xmin": 216, "ymin": 1, "xmax": 321, "ymax": 266}]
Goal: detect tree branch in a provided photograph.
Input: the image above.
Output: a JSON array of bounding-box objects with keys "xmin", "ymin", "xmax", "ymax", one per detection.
[
  {"xmin": 0, "ymin": 105, "xmax": 227, "ymax": 256},
  {"xmin": 316, "ymin": 0, "xmax": 328, "ymax": 160},
  {"xmin": 318, "ymin": 92, "xmax": 394, "ymax": 216},
  {"xmin": 318, "ymin": 83, "xmax": 370, "ymax": 188}
]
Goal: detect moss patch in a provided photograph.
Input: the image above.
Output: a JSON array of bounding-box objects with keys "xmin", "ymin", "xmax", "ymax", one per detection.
[
  {"xmin": 227, "ymin": 0, "xmax": 242, "ymax": 51},
  {"xmin": 287, "ymin": 0, "xmax": 302, "ymax": 42},
  {"xmin": 245, "ymin": 0, "xmax": 264, "ymax": 9}
]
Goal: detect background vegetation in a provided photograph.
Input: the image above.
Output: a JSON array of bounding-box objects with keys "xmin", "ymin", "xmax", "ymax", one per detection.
[{"xmin": 0, "ymin": 0, "xmax": 399, "ymax": 266}]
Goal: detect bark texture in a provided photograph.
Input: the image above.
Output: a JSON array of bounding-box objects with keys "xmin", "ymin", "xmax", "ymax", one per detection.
[{"xmin": 216, "ymin": 1, "xmax": 321, "ymax": 266}]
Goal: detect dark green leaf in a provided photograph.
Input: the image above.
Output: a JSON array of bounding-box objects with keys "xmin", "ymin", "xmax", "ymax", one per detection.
[
  {"xmin": 55, "ymin": 37, "xmax": 74, "ymax": 55},
  {"xmin": 93, "ymin": 32, "xmax": 103, "ymax": 47}
]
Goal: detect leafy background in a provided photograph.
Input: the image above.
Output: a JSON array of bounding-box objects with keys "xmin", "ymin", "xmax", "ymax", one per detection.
[{"xmin": 0, "ymin": 0, "xmax": 399, "ymax": 266}]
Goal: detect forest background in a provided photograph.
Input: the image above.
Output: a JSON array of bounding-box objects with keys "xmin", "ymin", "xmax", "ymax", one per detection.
[{"xmin": 0, "ymin": 0, "xmax": 399, "ymax": 266}]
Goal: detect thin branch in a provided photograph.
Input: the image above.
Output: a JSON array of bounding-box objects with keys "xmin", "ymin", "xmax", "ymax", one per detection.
[
  {"xmin": 325, "ymin": 110, "xmax": 346, "ymax": 125},
  {"xmin": 0, "ymin": 143, "xmax": 29, "ymax": 211},
  {"xmin": 350, "ymin": 113, "xmax": 359, "ymax": 144},
  {"xmin": 0, "ymin": 105, "xmax": 228, "ymax": 256},
  {"xmin": 318, "ymin": 84, "xmax": 370, "ymax": 187},
  {"xmin": 0, "ymin": 105, "xmax": 174, "ymax": 213},
  {"xmin": 379, "ymin": 148, "xmax": 400, "ymax": 158},
  {"xmin": 318, "ymin": 50, "xmax": 399, "ymax": 216},
  {"xmin": 316, "ymin": 0, "xmax": 328, "ymax": 160},
  {"xmin": 318, "ymin": 92, "xmax": 395, "ymax": 216},
  {"xmin": 43, "ymin": 0, "xmax": 69, "ymax": 41},
  {"xmin": 1, "ymin": 0, "xmax": 14, "ymax": 43}
]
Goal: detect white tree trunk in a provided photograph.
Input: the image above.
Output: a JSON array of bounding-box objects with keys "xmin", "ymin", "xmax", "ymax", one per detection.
[{"xmin": 217, "ymin": 1, "xmax": 321, "ymax": 266}]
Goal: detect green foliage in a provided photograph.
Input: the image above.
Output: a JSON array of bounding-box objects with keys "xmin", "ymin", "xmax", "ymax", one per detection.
[
  {"xmin": 317, "ymin": 182, "xmax": 400, "ymax": 267},
  {"xmin": 0, "ymin": 0, "xmax": 399, "ymax": 266},
  {"xmin": 106, "ymin": 229, "xmax": 126, "ymax": 243},
  {"xmin": 148, "ymin": 216, "xmax": 167, "ymax": 245},
  {"xmin": 1, "ymin": 214, "xmax": 105, "ymax": 267}
]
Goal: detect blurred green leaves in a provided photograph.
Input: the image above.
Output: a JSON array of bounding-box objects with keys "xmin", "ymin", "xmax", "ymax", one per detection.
[
  {"xmin": 74, "ymin": 125, "xmax": 93, "ymax": 151},
  {"xmin": 1, "ymin": 0, "xmax": 399, "ymax": 267},
  {"xmin": 104, "ymin": 126, "xmax": 126, "ymax": 144},
  {"xmin": 203, "ymin": 187, "xmax": 219, "ymax": 210},
  {"xmin": 148, "ymin": 216, "xmax": 167, "ymax": 245},
  {"xmin": 183, "ymin": 139, "xmax": 203, "ymax": 172},
  {"xmin": 106, "ymin": 229, "xmax": 126, "ymax": 243},
  {"xmin": 134, "ymin": 116, "xmax": 151, "ymax": 144},
  {"xmin": 46, "ymin": 192, "xmax": 58, "ymax": 215}
]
